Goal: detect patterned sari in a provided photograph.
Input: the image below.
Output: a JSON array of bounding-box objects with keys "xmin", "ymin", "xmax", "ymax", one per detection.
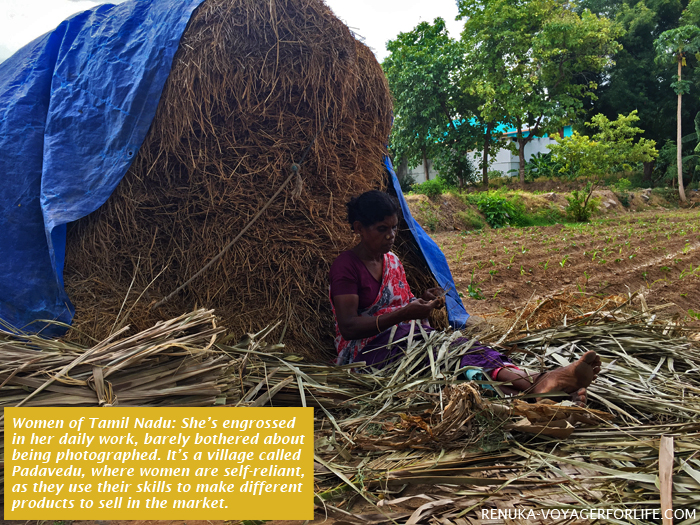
[
  {"xmin": 331, "ymin": 251, "xmax": 415, "ymax": 365},
  {"xmin": 330, "ymin": 251, "xmax": 512, "ymax": 376}
]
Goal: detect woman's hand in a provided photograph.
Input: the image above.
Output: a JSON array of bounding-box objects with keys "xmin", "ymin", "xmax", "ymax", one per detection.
[
  {"xmin": 421, "ymin": 287, "xmax": 446, "ymax": 309},
  {"xmin": 402, "ymin": 297, "xmax": 441, "ymax": 320},
  {"xmin": 333, "ymin": 294, "xmax": 441, "ymax": 341}
]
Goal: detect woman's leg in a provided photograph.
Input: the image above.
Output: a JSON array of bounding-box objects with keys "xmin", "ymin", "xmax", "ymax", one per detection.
[{"xmin": 495, "ymin": 351, "xmax": 601, "ymax": 406}]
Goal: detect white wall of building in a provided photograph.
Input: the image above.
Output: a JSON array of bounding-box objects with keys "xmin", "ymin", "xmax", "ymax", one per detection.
[
  {"xmin": 401, "ymin": 135, "xmax": 559, "ymax": 185},
  {"xmin": 490, "ymin": 136, "xmax": 555, "ymax": 176}
]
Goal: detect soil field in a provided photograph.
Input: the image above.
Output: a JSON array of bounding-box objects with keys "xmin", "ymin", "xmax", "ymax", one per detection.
[{"xmin": 429, "ymin": 208, "xmax": 700, "ymax": 325}]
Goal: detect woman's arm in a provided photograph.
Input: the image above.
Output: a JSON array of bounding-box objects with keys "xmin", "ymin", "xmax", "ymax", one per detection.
[{"xmin": 332, "ymin": 293, "xmax": 441, "ymax": 341}]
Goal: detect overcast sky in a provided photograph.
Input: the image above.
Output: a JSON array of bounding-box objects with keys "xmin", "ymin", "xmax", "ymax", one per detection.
[{"xmin": 0, "ymin": 0, "xmax": 463, "ymax": 64}]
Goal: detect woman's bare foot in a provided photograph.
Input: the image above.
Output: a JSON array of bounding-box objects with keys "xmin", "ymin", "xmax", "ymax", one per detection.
[{"xmin": 532, "ymin": 351, "xmax": 601, "ymax": 399}]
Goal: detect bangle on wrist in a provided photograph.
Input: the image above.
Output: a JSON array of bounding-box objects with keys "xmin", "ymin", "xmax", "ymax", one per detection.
[{"xmin": 375, "ymin": 314, "xmax": 382, "ymax": 334}]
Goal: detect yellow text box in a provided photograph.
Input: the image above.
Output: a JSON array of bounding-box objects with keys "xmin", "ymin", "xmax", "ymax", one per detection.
[{"xmin": 5, "ymin": 407, "xmax": 313, "ymax": 520}]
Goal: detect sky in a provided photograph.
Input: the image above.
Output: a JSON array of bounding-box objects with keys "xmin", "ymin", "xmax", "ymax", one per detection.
[{"xmin": 0, "ymin": 0, "xmax": 464, "ymax": 64}]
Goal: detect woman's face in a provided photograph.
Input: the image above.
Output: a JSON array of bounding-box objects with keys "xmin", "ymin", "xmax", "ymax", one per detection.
[{"xmin": 355, "ymin": 214, "xmax": 398, "ymax": 254}]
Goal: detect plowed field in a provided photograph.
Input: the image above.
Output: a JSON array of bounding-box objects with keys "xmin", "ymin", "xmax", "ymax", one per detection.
[{"xmin": 431, "ymin": 209, "xmax": 700, "ymax": 323}]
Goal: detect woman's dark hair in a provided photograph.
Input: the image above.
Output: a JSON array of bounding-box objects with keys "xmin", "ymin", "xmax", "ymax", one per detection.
[{"xmin": 346, "ymin": 190, "xmax": 400, "ymax": 228}]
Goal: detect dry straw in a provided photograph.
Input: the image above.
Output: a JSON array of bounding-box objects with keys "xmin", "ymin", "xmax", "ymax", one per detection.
[
  {"xmin": 62, "ymin": 0, "xmax": 438, "ymax": 359},
  {"xmin": 0, "ymin": 309, "xmax": 232, "ymax": 491}
]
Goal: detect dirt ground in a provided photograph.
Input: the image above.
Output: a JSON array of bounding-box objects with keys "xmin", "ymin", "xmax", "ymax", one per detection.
[{"xmin": 424, "ymin": 205, "xmax": 700, "ymax": 326}]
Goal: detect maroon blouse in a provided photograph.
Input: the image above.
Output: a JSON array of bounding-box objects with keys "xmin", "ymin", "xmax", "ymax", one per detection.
[{"xmin": 329, "ymin": 250, "xmax": 381, "ymax": 309}]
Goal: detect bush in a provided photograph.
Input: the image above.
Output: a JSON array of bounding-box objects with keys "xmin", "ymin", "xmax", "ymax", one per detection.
[
  {"xmin": 529, "ymin": 205, "xmax": 567, "ymax": 226},
  {"xmin": 487, "ymin": 170, "xmax": 509, "ymax": 189},
  {"xmin": 433, "ymin": 146, "xmax": 478, "ymax": 188},
  {"xmin": 651, "ymin": 187, "xmax": 680, "ymax": 204},
  {"xmin": 565, "ymin": 184, "xmax": 600, "ymax": 222},
  {"xmin": 413, "ymin": 178, "xmax": 448, "ymax": 199},
  {"xmin": 418, "ymin": 201, "xmax": 440, "ymax": 232},
  {"xmin": 612, "ymin": 177, "xmax": 632, "ymax": 208},
  {"xmin": 464, "ymin": 190, "xmax": 570, "ymax": 227},
  {"xmin": 613, "ymin": 177, "xmax": 632, "ymax": 193},
  {"xmin": 474, "ymin": 193, "xmax": 516, "ymax": 228},
  {"xmin": 398, "ymin": 173, "xmax": 416, "ymax": 194},
  {"xmin": 523, "ymin": 152, "xmax": 561, "ymax": 181},
  {"xmin": 548, "ymin": 111, "xmax": 658, "ymax": 181}
]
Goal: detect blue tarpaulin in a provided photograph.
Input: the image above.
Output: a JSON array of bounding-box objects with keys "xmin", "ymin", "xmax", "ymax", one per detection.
[
  {"xmin": 0, "ymin": 0, "xmax": 467, "ymax": 333},
  {"xmin": 385, "ymin": 157, "xmax": 469, "ymax": 328},
  {"xmin": 0, "ymin": 0, "xmax": 206, "ymax": 333}
]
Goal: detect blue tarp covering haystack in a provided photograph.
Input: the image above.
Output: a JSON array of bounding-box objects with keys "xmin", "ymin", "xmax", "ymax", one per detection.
[
  {"xmin": 0, "ymin": 0, "xmax": 206, "ymax": 333},
  {"xmin": 0, "ymin": 0, "xmax": 467, "ymax": 346}
]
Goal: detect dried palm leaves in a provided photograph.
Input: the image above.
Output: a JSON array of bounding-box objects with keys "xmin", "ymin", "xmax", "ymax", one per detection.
[
  {"xmin": 0, "ymin": 309, "xmax": 229, "ymax": 410},
  {"xmin": 0, "ymin": 308, "xmax": 235, "ymax": 493},
  {"xmin": 219, "ymin": 302, "xmax": 700, "ymax": 523}
]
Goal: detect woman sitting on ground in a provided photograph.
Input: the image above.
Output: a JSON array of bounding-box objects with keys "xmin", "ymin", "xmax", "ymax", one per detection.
[{"xmin": 329, "ymin": 190, "xmax": 600, "ymax": 404}]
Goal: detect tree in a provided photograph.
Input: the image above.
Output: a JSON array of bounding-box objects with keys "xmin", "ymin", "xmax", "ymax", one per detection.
[
  {"xmin": 685, "ymin": 0, "xmax": 700, "ymax": 25},
  {"xmin": 548, "ymin": 111, "xmax": 658, "ymax": 219},
  {"xmin": 383, "ymin": 19, "xmax": 478, "ymax": 183},
  {"xmin": 655, "ymin": 23, "xmax": 700, "ymax": 202},
  {"xmin": 459, "ymin": 0, "xmax": 622, "ymax": 183},
  {"xmin": 460, "ymin": 25, "xmax": 512, "ymax": 187},
  {"xmin": 582, "ymin": 0, "xmax": 700, "ymax": 183},
  {"xmin": 432, "ymin": 125, "xmax": 480, "ymax": 188}
]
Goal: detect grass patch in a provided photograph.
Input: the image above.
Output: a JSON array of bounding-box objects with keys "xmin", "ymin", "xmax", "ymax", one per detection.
[
  {"xmin": 418, "ymin": 201, "xmax": 440, "ymax": 232},
  {"xmin": 652, "ymin": 187, "xmax": 681, "ymax": 205},
  {"xmin": 516, "ymin": 205, "xmax": 568, "ymax": 227},
  {"xmin": 455, "ymin": 209, "xmax": 487, "ymax": 230},
  {"xmin": 461, "ymin": 190, "xmax": 568, "ymax": 229}
]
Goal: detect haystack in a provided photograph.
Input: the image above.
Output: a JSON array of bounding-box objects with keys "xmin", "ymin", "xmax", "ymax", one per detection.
[{"xmin": 63, "ymin": 0, "xmax": 422, "ymax": 357}]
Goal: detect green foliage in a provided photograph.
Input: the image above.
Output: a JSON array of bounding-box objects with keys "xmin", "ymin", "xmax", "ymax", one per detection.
[
  {"xmin": 464, "ymin": 191, "xmax": 567, "ymax": 228},
  {"xmin": 413, "ymin": 178, "xmax": 450, "ymax": 200},
  {"xmin": 565, "ymin": 183, "xmax": 600, "ymax": 222},
  {"xmin": 418, "ymin": 201, "xmax": 440, "ymax": 232},
  {"xmin": 656, "ymin": 140, "xmax": 679, "ymax": 184},
  {"xmin": 467, "ymin": 269, "xmax": 485, "ymax": 300},
  {"xmin": 487, "ymin": 170, "xmax": 514, "ymax": 189},
  {"xmin": 384, "ymin": 19, "xmax": 479, "ymax": 179},
  {"xmin": 549, "ymin": 111, "xmax": 658, "ymax": 180},
  {"xmin": 398, "ymin": 173, "xmax": 416, "ymax": 194},
  {"xmin": 612, "ymin": 177, "xmax": 632, "ymax": 207},
  {"xmin": 524, "ymin": 205, "xmax": 567, "ymax": 226},
  {"xmin": 473, "ymin": 194, "xmax": 516, "ymax": 229},
  {"xmin": 655, "ymin": 20, "xmax": 700, "ymax": 201},
  {"xmin": 585, "ymin": 0, "xmax": 695, "ymax": 148},
  {"xmin": 654, "ymin": 26, "xmax": 700, "ymax": 92},
  {"xmin": 433, "ymin": 146, "xmax": 479, "ymax": 188},
  {"xmin": 652, "ymin": 187, "xmax": 681, "ymax": 204},
  {"xmin": 613, "ymin": 178, "xmax": 632, "ymax": 193},
  {"xmin": 459, "ymin": 0, "xmax": 622, "ymax": 181},
  {"xmin": 523, "ymin": 152, "xmax": 560, "ymax": 180},
  {"xmin": 679, "ymin": 111, "xmax": 700, "ymax": 185},
  {"xmin": 654, "ymin": 113, "xmax": 700, "ymax": 187}
]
